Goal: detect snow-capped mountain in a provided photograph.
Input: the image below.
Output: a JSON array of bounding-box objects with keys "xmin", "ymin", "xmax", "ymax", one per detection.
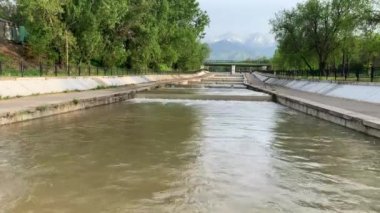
[{"xmin": 206, "ymin": 33, "xmax": 276, "ymax": 60}]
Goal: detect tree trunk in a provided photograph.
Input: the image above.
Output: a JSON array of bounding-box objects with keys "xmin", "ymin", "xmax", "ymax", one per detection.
[
  {"xmin": 341, "ymin": 53, "xmax": 346, "ymax": 78},
  {"xmin": 319, "ymin": 61, "xmax": 326, "ymax": 78},
  {"xmin": 301, "ymin": 55, "xmax": 313, "ymax": 72},
  {"xmin": 326, "ymin": 65, "xmax": 330, "ymax": 80}
]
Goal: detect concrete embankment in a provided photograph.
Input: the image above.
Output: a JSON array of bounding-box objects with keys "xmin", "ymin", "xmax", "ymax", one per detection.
[
  {"xmin": 0, "ymin": 72, "xmax": 207, "ymax": 98},
  {"xmin": 255, "ymin": 73, "xmax": 380, "ymax": 104},
  {"xmin": 246, "ymin": 73, "xmax": 380, "ymax": 138},
  {"xmin": 0, "ymin": 72, "xmax": 207, "ymax": 125}
]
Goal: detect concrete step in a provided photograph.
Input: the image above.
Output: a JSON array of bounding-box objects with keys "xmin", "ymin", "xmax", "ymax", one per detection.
[
  {"xmin": 209, "ymin": 75, "xmax": 244, "ymax": 77},
  {"xmin": 201, "ymin": 81, "xmax": 245, "ymax": 85},
  {"xmin": 178, "ymin": 83, "xmax": 247, "ymax": 89},
  {"xmin": 213, "ymin": 76, "xmax": 244, "ymax": 79},
  {"xmin": 136, "ymin": 93, "xmax": 271, "ymax": 102},
  {"xmin": 206, "ymin": 78, "xmax": 244, "ymax": 81},
  {"xmin": 202, "ymin": 85, "xmax": 247, "ymax": 89},
  {"xmin": 204, "ymin": 77, "xmax": 244, "ymax": 80},
  {"xmin": 192, "ymin": 84, "xmax": 246, "ymax": 88},
  {"xmin": 213, "ymin": 73, "xmax": 243, "ymax": 76}
]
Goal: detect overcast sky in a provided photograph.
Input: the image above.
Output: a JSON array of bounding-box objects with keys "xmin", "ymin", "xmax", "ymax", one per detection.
[{"xmin": 198, "ymin": 0, "xmax": 305, "ymax": 42}]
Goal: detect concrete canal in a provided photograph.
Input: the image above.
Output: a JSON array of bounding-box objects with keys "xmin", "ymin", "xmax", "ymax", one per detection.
[{"xmin": 0, "ymin": 85, "xmax": 379, "ymax": 212}]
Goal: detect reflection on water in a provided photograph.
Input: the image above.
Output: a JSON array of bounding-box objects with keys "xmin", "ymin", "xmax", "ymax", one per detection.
[
  {"xmin": 0, "ymin": 89, "xmax": 379, "ymax": 212},
  {"xmin": 272, "ymin": 112, "xmax": 380, "ymax": 212}
]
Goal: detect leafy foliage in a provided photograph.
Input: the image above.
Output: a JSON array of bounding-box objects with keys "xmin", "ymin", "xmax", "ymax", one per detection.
[
  {"xmin": 271, "ymin": 0, "xmax": 379, "ymax": 72},
  {"xmin": 0, "ymin": 0, "xmax": 17, "ymax": 20},
  {"xmin": 15, "ymin": 0, "xmax": 209, "ymax": 72}
]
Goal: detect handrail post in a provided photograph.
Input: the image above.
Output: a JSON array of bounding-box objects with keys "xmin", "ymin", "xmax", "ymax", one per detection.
[
  {"xmin": 39, "ymin": 62, "xmax": 43, "ymax": 77},
  {"xmin": 0, "ymin": 61, "xmax": 2, "ymax": 76},
  {"xmin": 54, "ymin": 64, "xmax": 58, "ymax": 76},
  {"xmin": 20, "ymin": 61, "xmax": 24, "ymax": 77},
  {"xmin": 356, "ymin": 70, "xmax": 359, "ymax": 82}
]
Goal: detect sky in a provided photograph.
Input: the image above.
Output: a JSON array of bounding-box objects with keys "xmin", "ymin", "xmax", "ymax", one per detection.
[{"xmin": 198, "ymin": 0, "xmax": 305, "ymax": 42}]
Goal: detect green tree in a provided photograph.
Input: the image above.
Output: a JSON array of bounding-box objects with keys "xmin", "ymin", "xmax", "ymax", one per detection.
[
  {"xmin": 18, "ymin": 0, "xmax": 66, "ymax": 61},
  {"xmin": 0, "ymin": 0, "xmax": 17, "ymax": 21},
  {"xmin": 17, "ymin": 0, "xmax": 209, "ymax": 72},
  {"xmin": 271, "ymin": 0, "xmax": 371, "ymax": 74}
]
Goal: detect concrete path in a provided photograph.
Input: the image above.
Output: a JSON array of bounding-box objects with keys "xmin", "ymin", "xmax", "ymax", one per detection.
[
  {"xmin": 0, "ymin": 83, "xmax": 152, "ymax": 115},
  {"xmin": 246, "ymin": 74, "xmax": 380, "ymax": 119},
  {"xmin": 245, "ymin": 73, "xmax": 380, "ymax": 138}
]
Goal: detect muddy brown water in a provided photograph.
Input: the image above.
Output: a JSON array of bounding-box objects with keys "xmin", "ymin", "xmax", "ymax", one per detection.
[{"xmin": 0, "ymin": 88, "xmax": 379, "ymax": 212}]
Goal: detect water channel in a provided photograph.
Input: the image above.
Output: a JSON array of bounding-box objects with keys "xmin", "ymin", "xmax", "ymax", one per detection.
[{"xmin": 0, "ymin": 88, "xmax": 379, "ymax": 212}]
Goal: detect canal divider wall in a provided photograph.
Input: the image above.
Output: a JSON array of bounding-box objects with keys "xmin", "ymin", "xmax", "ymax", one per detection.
[
  {"xmin": 0, "ymin": 72, "xmax": 207, "ymax": 98},
  {"xmin": 0, "ymin": 72, "xmax": 208, "ymax": 125},
  {"xmin": 245, "ymin": 72, "xmax": 380, "ymax": 138}
]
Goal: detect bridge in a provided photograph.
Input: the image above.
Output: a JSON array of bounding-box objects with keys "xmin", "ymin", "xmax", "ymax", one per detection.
[{"xmin": 203, "ymin": 60, "xmax": 272, "ymax": 74}]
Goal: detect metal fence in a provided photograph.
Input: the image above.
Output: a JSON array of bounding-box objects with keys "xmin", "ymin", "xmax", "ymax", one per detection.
[
  {"xmin": 267, "ymin": 67, "xmax": 380, "ymax": 83},
  {"xmin": 0, "ymin": 60, "xmax": 198, "ymax": 77}
]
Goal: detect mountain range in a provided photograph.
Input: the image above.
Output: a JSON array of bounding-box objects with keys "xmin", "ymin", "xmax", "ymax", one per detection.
[{"xmin": 205, "ymin": 33, "xmax": 277, "ymax": 60}]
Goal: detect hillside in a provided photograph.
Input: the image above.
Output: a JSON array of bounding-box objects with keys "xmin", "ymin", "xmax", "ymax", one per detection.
[{"xmin": 0, "ymin": 40, "xmax": 25, "ymax": 61}]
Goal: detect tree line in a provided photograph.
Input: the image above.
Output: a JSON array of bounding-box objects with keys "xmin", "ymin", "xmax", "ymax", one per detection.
[
  {"xmin": 270, "ymin": 0, "xmax": 380, "ymax": 76},
  {"xmin": 0, "ymin": 0, "xmax": 210, "ymax": 72}
]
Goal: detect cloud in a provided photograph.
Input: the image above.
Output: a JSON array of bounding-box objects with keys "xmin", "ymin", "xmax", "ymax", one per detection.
[
  {"xmin": 198, "ymin": 0, "xmax": 304, "ymax": 40},
  {"xmin": 197, "ymin": 0, "xmax": 303, "ymax": 60}
]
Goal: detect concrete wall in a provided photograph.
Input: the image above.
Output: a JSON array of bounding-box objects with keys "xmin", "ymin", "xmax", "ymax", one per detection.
[
  {"xmin": 273, "ymin": 93, "xmax": 380, "ymax": 138},
  {"xmin": 0, "ymin": 72, "xmax": 207, "ymax": 98},
  {"xmin": 255, "ymin": 72, "xmax": 380, "ymax": 104},
  {"xmin": 245, "ymin": 81, "xmax": 380, "ymax": 138}
]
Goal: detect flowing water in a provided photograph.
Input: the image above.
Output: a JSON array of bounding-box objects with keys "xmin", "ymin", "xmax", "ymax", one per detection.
[{"xmin": 0, "ymin": 88, "xmax": 379, "ymax": 212}]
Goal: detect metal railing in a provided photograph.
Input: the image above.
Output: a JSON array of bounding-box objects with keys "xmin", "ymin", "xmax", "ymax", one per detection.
[
  {"xmin": 267, "ymin": 68, "xmax": 380, "ymax": 83},
  {"xmin": 0, "ymin": 60, "xmax": 199, "ymax": 78}
]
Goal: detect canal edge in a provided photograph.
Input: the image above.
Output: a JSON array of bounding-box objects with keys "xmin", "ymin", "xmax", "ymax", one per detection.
[
  {"xmin": 245, "ymin": 82, "xmax": 380, "ymax": 139},
  {"xmin": 0, "ymin": 74, "xmax": 209, "ymax": 126}
]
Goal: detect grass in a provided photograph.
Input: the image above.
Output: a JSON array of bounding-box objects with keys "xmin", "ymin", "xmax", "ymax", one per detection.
[
  {"xmin": 36, "ymin": 105, "xmax": 48, "ymax": 112},
  {"xmin": 94, "ymin": 85, "xmax": 119, "ymax": 90},
  {"xmin": 0, "ymin": 95, "xmax": 10, "ymax": 100},
  {"xmin": 72, "ymin": 99, "xmax": 79, "ymax": 105},
  {"xmin": 0, "ymin": 95, "xmax": 22, "ymax": 100},
  {"xmin": 95, "ymin": 85, "xmax": 107, "ymax": 90}
]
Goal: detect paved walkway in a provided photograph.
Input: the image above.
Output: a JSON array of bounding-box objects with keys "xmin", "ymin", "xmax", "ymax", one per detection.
[
  {"xmin": 0, "ymin": 83, "xmax": 156, "ymax": 115},
  {"xmin": 245, "ymin": 74, "xmax": 380, "ymax": 119},
  {"xmin": 0, "ymin": 72, "xmax": 212, "ymax": 117}
]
